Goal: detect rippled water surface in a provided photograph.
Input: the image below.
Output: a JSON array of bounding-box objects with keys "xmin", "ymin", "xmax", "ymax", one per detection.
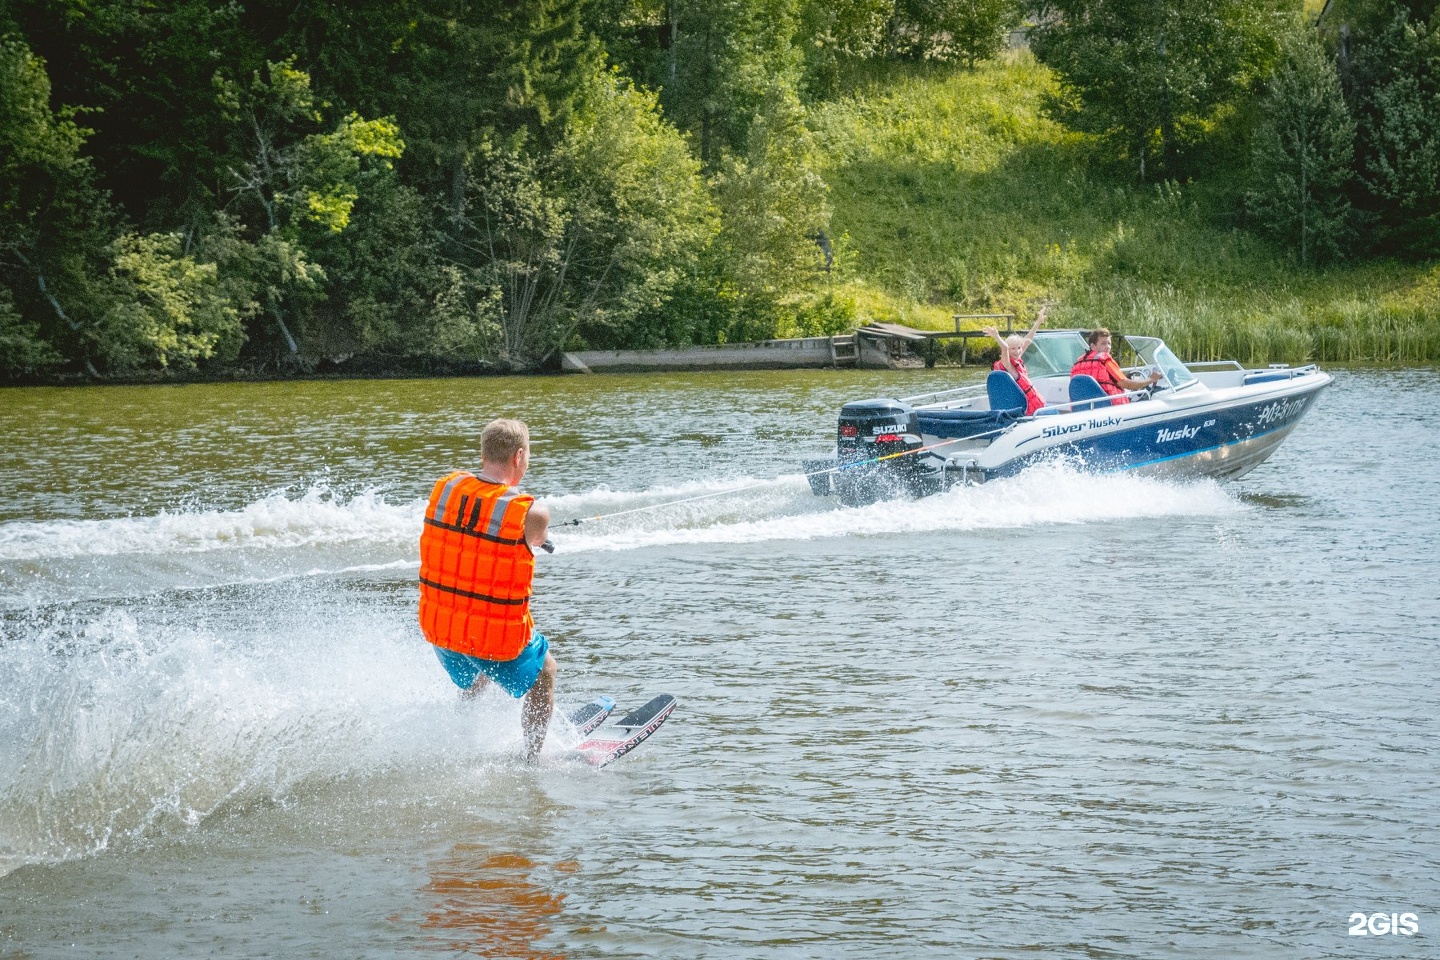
[{"xmin": 1, "ymin": 369, "xmax": 1436, "ymax": 959}]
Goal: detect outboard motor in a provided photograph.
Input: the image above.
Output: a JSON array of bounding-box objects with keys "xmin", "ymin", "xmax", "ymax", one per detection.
[{"xmin": 833, "ymin": 398, "xmax": 931, "ymax": 506}]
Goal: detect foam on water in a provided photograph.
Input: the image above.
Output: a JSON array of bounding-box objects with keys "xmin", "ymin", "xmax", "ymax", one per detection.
[
  {"xmin": 0, "ymin": 484, "xmax": 420, "ymax": 562},
  {"xmin": 0, "ymin": 589, "xmax": 556, "ymax": 877},
  {"xmin": 550, "ymin": 460, "xmax": 1247, "ymax": 553},
  {"xmin": 0, "ymin": 467, "xmax": 1246, "ymax": 600}
]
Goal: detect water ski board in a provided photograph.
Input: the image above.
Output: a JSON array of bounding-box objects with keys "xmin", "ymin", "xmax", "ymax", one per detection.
[
  {"xmin": 575, "ymin": 695, "xmax": 676, "ymax": 767},
  {"xmin": 566, "ymin": 696, "xmax": 615, "ymax": 736}
]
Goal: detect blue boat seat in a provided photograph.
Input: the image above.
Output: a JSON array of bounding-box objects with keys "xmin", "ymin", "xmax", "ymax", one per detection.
[
  {"xmin": 915, "ymin": 407, "xmax": 1020, "ymax": 440},
  {"xmin": 1069, "ymin": 374, "xmax": 1116, "ymax": 410},
  {"xmin": 986, "ymin": 369, "xmax": 1028, "ymax": 415}
]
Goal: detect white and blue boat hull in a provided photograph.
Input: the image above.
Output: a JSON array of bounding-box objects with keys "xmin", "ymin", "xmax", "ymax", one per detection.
[
  {"xmin": 804, "ymin": 331, "xmax": 1333, "ymax": 505},
  {"xmin": 971, "ymin": 378, "xmax": 1329, "ymax": 482}
]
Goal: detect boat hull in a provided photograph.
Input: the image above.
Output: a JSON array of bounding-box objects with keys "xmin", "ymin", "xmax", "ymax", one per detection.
[{"xmin": 973, "ymin": 375, "xmax": 1332, "ymax": 483}]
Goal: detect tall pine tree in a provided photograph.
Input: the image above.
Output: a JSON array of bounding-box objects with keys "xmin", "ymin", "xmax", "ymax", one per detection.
[
  {"xmin": 1347, "ymin": 8, "xmax": 1440, "ymax": 256},
  {"xmin": 1246, "ymin": 26, "xmax": 1355, "ymax": 265}
]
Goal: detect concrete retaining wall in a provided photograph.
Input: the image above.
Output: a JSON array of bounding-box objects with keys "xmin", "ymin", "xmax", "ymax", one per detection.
[{"xmin": 562, "ymin": 336, "xmax": 841, "ymax": 373}]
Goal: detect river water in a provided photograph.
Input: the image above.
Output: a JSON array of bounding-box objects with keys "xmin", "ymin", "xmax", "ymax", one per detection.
[{"xmin": 0, "ymin": 368, "xmax": 1436, "ymax": 959}]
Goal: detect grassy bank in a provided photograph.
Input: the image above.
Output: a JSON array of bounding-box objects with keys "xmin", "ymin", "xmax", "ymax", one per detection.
[{"xmin": 812, "ymin": 53, "xmax": 1440, "ymax": 365}]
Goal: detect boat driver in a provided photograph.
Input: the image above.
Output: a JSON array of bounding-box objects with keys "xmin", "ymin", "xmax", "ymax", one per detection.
[{"xmin": 1070, "ymin": 328, "xmax": 1161, "ymax": 403}]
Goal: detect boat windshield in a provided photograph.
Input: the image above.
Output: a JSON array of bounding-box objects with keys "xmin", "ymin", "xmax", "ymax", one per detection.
[
  {"xmin": 1022, "ymin": 333, "xmax": 1089, "ymax": 377},
  {"xmin": 1126, "ymin": 337, "xmax": 1197, "ymax": 388}
]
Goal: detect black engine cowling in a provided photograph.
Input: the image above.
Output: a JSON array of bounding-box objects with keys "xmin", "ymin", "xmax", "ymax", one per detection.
[{"xmin": 834, "ymin": 398, "xmax": 930, "ymax": 506}]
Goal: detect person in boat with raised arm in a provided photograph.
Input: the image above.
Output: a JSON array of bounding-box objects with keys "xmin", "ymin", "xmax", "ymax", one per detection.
[
  {"xmin": 1070, "ymin": 327, "xmax": 1161, "ymax": 404},
  {"xmin": 418, "ymin": 418, "xmax": 557, "ymax": 761},
  {"xmin": 983, "ymin": 306, "xmax": 1048, "ymax": 415}
]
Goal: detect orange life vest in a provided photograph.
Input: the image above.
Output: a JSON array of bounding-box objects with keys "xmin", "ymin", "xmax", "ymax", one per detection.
[
  {"xmin": 1070, "ymin": 350, "xmax": 1131, "ymax": 404},
  {"xmin": 419, "ymin": 472, "xmax": 535, "ymax": 661},
  {"xmin": 993, "ymin": 357, "xmax": 1045, "ymax": 415}
]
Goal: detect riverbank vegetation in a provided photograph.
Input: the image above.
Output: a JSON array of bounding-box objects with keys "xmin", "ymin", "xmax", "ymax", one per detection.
[{"xmin": 2, "ymin": 0, "xmax": 1437, "ymax": 383}]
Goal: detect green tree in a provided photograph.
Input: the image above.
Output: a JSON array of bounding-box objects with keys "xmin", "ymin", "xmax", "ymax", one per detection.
[
  {"xmin": 192, "ymin": 215, "xmax": 324, "ymax": 364},
  {"xmin": 796, "ymin": 0, "xmax": 891, "ymax": 95},
  {"xmin": 9, "ymin": 0, "xmax": 252, "ymax": 227},
  {"xmin": 1029, "ymin": 0, "xmax": 1292, "ymax": 178},
  {"xmin": 386, "ymin": 0, "xmax": 604, "ymax": 211},
  {"xmin": 1246, "ymin": 27, "xmax": 1355, "ymax": 265},
  {"xmin": 308, "ymin": 180, "xmax": 455, "ymax": 362},
  {"xmin": 1318, "ymin": 0, "xmax": 1436, "ymax": 37},
  {"xmin": 91, "ymin": 232, "xmax": 246, "ymax": 373},
  {"xmin": 703, "ymin": 87, "xmax": 832, "ymax": 341},
  {"xmin": 0, "ymin": 286, "xmax": 61, "ymax": 376},
  {"xmin": 1348, "ymin": 9, "xmax": 1440, "ymax": 255},
  {"xmin": 0, "ymin": 33, "xmax": 113, "ymax": 376},
  {"xmin": 448, "ymin": 73, "xmax": 715, "ymax": 366},
  {"xmin": 620, "ymin": 0, "xmax": 803, "ymax": 167},
  {"xmin": 556, "ymin": 74, "xmax": 717, "ymax": 349},
  {"xmin": 214, "ymin": 57, "xmax": 403, "ymax": 358},
  {"xmin": 450, "ymin": 144, "xmax": 565, "ymax": 367},
  {"xmin": 886, "ymin": 0, "xmax": 1021, "ymax": 65}
]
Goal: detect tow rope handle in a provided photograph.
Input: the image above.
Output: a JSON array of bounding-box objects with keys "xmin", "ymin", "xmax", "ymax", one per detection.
[{"xmin": 541, "ymin": 516, "xmax": 590, "ymax": 553}]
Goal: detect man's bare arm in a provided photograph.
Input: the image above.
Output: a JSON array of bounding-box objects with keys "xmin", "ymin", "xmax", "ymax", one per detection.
[{"xmin": 525, "ymin": 501, "xmax": 551, "ymax": 550}]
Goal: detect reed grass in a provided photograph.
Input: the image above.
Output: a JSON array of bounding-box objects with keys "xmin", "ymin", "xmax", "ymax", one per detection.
[{"xmin": 813, "ymin": 52, "xmax": 1440, "ymax": 365}]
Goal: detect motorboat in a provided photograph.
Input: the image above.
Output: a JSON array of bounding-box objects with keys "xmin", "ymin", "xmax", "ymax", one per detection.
[{"xmin": 802, "ymin": 330, "xmax": 1333, "ymax": 506}]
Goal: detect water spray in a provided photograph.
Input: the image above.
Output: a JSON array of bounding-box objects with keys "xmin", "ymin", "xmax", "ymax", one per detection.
[{"xmin": 546, "ymin": 427, "xmax": 1010, "ymax": 538}]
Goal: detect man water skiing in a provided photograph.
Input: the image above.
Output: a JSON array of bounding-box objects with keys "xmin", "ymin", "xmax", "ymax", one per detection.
[{"xmin": 418, "ymin": 419, "xmax": 557, "ymax": 760}]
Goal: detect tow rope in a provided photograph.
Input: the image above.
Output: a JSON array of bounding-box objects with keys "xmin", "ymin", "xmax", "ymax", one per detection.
[{"xmin": 552, "ymin": 426, "xmax": 1010, "ymax": 530}]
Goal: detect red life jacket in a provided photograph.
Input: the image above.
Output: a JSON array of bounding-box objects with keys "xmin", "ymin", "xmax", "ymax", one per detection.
[
  {"xmin": 993, "ymin": 357, "xmax": 1045, "ymax": 415},
  {"xmin": 1070, "ymin": 350, "xmax": 1131, "ymax": 404},
  {"xmin": 418, "ymin": 473, "xmax": 535, "ymax": 661}
]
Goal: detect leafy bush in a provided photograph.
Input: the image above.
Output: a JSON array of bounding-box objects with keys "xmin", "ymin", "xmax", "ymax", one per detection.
[
  {"xmin": 0, "ymin": 287, "xmax": 61, "ymax": 376},
  {"xmin": 92, "ymin": 233, "xmax": 245, "ymax": 372}
]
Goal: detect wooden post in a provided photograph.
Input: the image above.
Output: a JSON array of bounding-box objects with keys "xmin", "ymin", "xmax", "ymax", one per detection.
[{"xmin": 949, "ymin": 313, "xmax": 1014, "ymax": 366}]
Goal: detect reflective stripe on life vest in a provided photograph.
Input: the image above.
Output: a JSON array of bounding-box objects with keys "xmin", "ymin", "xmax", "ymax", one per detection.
[{"xmin": 419, "ymin": 472, "xmax": 536, "ymax": 661}]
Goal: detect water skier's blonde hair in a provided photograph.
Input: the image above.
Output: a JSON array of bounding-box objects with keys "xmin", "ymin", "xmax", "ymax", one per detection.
[{"xmin": 481, "ymin": 419, "xmax": 529, "ymax": 465}]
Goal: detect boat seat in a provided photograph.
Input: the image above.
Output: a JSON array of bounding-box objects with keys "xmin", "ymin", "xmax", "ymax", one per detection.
[
  {"xmin": 1069, "ymin": 374, "xmax": 1116, "ymax": 410},
  {"xmin": 915, "ymin": 407, "xmax": 1020, "ymax": 440},
  {"xmin": 985, "ymin": 369, "xmax": 1028, "ymax": 415},
  {"xmin": 1243, "ymin": 370, "xmax": 1293, "ymax": 385}
]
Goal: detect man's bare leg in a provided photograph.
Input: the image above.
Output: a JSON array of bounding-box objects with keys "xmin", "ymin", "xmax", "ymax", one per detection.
[
  {"xmin": 461, "ymin": 673, "xmax": 491, "ymax": 701},
  {"xmin": 521, "ymin": 654, "xmax": 558, "ymax": 761}
]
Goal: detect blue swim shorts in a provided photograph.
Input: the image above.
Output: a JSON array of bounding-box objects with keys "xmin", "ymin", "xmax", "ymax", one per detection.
[{"xmin": 432, "ymin": 632, "xmax": 549, "ymax": 699}]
